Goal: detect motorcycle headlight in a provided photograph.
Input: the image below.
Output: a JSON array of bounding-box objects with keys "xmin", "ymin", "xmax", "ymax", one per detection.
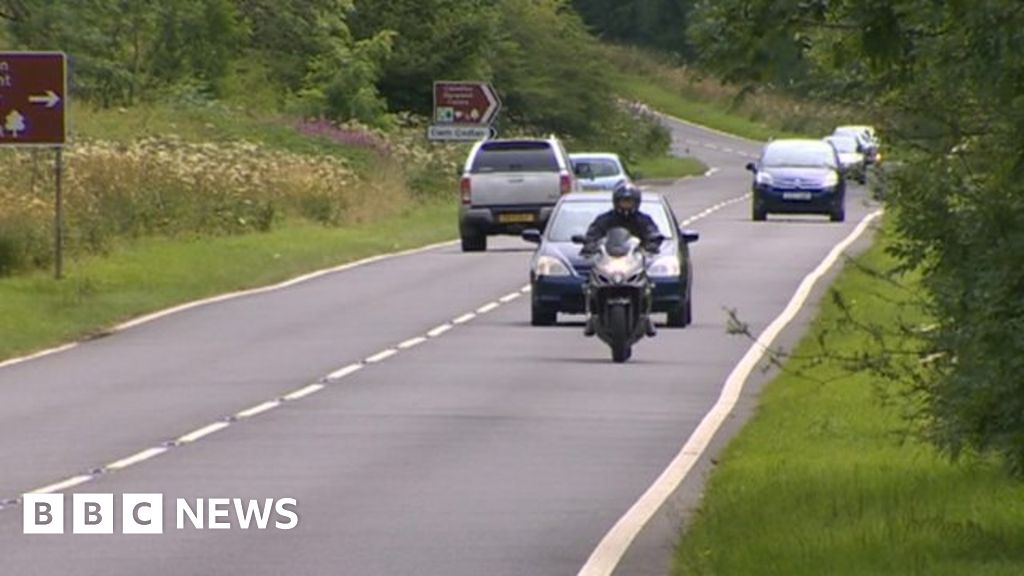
[
  {"xmin": 647, "ymin": 255, "xmax": 680, "ymax": 277},
  {"xmin": 824, "ymin": 171, "xmax": 840, "ymax": 188},
  {"xmin": 534, "ymin": 255, "xmax": 570, "ymax": 277},
  {"xmin": 755, "ymin": 172, "xmax": 774, "ymax": 186}
]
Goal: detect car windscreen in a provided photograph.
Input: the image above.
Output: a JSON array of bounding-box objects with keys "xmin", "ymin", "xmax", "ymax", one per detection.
[
  {"xmin": 471, "ymin": 142, "xmax": 559, "ymax": 173},
  {"xmin": 545, "ymin": 201, "xmax": 674, "ymax": 242},
  {"xmin": 573, "ymin": 158, "xmax": 621, "ymax": 178},
  {"xmin": 825, "ymin": 137, "xmax": 858, "ymax": 154},
  {"xmin": 762, "ymin": 144, "xmax": 837, "ymax": 169}
]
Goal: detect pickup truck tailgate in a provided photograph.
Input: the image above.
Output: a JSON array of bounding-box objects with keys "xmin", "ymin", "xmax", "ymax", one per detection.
[{"xmin": 469, "ymin": 172, "xmax": 562, "ymax": 206}]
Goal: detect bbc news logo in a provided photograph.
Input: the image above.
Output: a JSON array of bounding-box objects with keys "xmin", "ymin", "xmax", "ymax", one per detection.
[{"xmin": 23, "ymin": 493, "xmax": 299, "ymax": 534}]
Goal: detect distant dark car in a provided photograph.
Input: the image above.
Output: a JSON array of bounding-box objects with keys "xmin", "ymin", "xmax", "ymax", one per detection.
[
  {"xmin": 746, "ymin": 139, "xmax": 847, "ymax": 222},
  {"xmin": 522, "ymin": 192, "xmax": 699, "ymax": 327}
]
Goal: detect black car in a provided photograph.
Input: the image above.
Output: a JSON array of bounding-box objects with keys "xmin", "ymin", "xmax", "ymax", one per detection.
[
  {"xmin": 746, "ymin": 139, "xmax": 847, "ymax": 222},
  {"xmin": 522, "ymin": 192, "xmax": 699, "ymax": 327}
]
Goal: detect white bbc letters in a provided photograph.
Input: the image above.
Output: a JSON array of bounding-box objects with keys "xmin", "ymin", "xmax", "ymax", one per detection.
[
  {"xmin": 122, "ymin": 494, "xmax": 163, "ymax": 534},
  {"xmin": 22, "ymin": 493, "xmax": 64, "ymax": 534},
  {"xmin": 73, "ymin": 493, "xmax": 114, "ymax": 534}
]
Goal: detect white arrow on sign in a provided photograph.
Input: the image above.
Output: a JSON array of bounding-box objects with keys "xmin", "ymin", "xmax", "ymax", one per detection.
[
  {"xmin": 28, "ymin": 90, "xmax": 61, "ymax": 108},
  {"xmin": 481, "ymin": 84, "xmax": 501, "ymax": 125}
]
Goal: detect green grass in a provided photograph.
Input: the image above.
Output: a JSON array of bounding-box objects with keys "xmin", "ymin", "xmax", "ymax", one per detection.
[
  {"xmin": 0, "ymin": 202, "xmax": 455, "ymax": 362},
  {"xmin": 71, "ymin": 102, "xmax": 378, "ymax": 168},
  {"xmin": 633, "ymin": 154, "xmax": 707, "ymax": 181},
  {"xmin": 616, "ymin": 73, "xmax": 803, "ymax": 142},
  {"xmin": 673, "ymin": 229, "xmax": 1024, "ymax": 576}
]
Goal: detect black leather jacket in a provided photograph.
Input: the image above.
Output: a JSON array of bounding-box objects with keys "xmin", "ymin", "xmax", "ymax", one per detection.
[{"xmin": 581, "ymin": 210, "xmax": 663, "ymax": 255}]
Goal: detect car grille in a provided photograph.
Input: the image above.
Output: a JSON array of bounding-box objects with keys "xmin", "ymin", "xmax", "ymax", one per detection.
[{"xmin": 773, "ymin": 177, "xmax": 822, "ymax": 190}]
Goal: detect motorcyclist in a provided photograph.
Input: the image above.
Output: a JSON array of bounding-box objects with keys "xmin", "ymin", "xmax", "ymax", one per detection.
[{"xmin": 581, "ymin": 183, "xmax": 662, "ymax": 337}]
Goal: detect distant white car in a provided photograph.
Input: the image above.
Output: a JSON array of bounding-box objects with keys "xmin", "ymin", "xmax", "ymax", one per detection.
[
  {"xmin": 824, "ymin": 135, "xmax": 866, "ymax": 184},
  {"xmin": 569, "ymin": 153, "xmax": 631, "ymax": 192},
  {"xmin": 833, "ymin": 125, "xmax": 881, "ymax": 164}
]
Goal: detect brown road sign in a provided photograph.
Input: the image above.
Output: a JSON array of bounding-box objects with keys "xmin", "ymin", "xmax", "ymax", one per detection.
[
  {"xmin": 0, "ymin": 52, "xmax": 67, "ymax": 146},
  {"xmin": 433, "ymin": 81, "xmax": 501, "ymax": 126}
]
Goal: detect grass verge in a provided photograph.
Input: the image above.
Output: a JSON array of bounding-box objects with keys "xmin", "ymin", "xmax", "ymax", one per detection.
[
  {"xmin": 673, "ymin": 227, "xmax": 1024, "ymax": 576},
  {"xmin": 0, "ymin": 202, "xmax": 454, "ymax": 362},
  {"xmin": 633, "ymin": 154, "xmax": 707, "ymax": 181}
]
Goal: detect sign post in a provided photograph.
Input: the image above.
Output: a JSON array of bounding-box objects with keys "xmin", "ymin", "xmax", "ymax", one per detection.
[
  {"xmin": 429, "ymin": 81, "xmax": 501, "ymax": 142},
  {"xmin": 0, "ymin": 52, "xmax": 68, "ymax": 278}
]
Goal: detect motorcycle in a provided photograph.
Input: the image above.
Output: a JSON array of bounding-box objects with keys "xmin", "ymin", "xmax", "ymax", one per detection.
[{"xmin": 577, "ymin": 227, "xmax": 657, "ymax": 363}]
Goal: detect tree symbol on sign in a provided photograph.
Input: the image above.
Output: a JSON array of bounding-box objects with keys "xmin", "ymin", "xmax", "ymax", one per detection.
[{"xmin": 5, "ymin": 110, "xmax": 26, "ymax": 137}]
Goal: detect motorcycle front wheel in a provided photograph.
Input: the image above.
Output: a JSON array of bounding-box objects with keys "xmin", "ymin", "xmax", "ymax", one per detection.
[{"xmin": 608, "ymin": 304, "xmax": 632, "ymax": 363}]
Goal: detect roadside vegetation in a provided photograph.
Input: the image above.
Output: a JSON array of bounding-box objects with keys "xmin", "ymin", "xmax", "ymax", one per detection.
[{"xmin": 674, "ymin": 228, "xmax": 1024, "ymax": 575}]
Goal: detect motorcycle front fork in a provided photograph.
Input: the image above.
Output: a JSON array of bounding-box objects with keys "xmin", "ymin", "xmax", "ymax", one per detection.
[{"xmin": 583, "ymin": 284, "xmax": 654, "ymax": 321}]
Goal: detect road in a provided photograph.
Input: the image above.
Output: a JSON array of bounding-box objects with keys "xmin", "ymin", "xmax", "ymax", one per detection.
[{"xmin": 0, "ymin": 116, "xmax": 879, "ymax": 575}]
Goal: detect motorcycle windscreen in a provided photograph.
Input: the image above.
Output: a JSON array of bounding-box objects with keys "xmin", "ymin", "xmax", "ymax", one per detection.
[{"xmin": 604, "ymin": 227, "xmax": 634, "ymax": 257}]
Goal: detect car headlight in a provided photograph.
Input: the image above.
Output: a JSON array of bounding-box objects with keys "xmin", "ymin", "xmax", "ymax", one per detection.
[
  {"xmin": 755, "ymin": 172, "xmax": 774, "ymax": 186},
  {"xmin": 823, "ymin": 171, "xmax": 840, "ymax": 188},
  {"xmin": 534, "ymin": 255, "xmax": 570, "ymax": 277},
  {"xmin": 647, "ymin": 255, "xmax": 680, "ymax": 277}
]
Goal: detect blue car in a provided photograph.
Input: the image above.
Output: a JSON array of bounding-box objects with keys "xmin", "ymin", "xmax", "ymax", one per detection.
[
  {"xmin": 746, "ymin": 139, "xmax": 847, "ymax": 222},
  {"xmin": 522, "ymin": 192, "xmax": 699, "ymax": 327},
  {"xmin": 569, "ymin": 153, "xmax": 632, "ymax": 192}
]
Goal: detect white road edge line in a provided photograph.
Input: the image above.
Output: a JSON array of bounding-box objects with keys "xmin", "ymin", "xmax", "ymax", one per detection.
[
  {"xmin": 577, "ymin": 208, "xmax": 885, "ymax": 576},
  {"xmin": 105, "ymin": 447, "xmax": 168, "ymax": 471},
  {"xmin": 235, "ymin": 400, "xmax": 281, "ymax": 419},
  {"xmin": 29, "ymin": 475, "xmax": 94, "ymax": 495},
  {"xmin": 283, "ymin": 383, "xmax": 325, "ymax": 401},
  {"xmin": 176, "ymin": 421, "xmax": 230, "ymax": 444},
  {"xmin": 0, "ymin": 240, "xmax": 459, "ymax": 373},
  {"xmin": 499, "ymin": 292, "xmax": 521, "ymax": 303}
]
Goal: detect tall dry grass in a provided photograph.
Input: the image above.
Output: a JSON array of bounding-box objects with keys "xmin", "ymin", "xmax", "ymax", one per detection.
[{"xmin": 0, "ymin": 121, "xmax": 459, "ymax": 275}]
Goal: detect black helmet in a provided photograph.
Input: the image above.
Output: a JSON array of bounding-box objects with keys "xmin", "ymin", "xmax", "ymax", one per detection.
[{"xmin": 612, "ymin": 183, "xmax": 641, "ymax": 217}]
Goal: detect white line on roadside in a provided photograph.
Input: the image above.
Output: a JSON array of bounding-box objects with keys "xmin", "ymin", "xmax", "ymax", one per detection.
[
  {"xmin": 0, "ymin": 240, "xmax": 460, "ymax": 373},
  {"xmin": 235, "ymin": 401, "xmax": 280, "ymax": 419},
  {"xmin": 577, "ymin": 209, "xmax": 885, "ymax": 576},
  {"xmin": 105, "ymin": 447, "xmax": 168, "ymax": 471},
  {"xmin": 499, "ymin": 292, "xmax": 521, "ymax": 303},
  {"xmin": 398, "ymin": 336, "xmax": 427, "ymax": 350},
  {"xmin": 176, "ymin": 422, "xmax": 230, "ymax": 444},
  {"xmin": 283, "ymin": 383, "xmax": 325, "ymax": 401},
  {"xmin": 29, "ymin": 475, "xmax": 94, "ymax": 495},
  {"xmin": 365, "ymin": 349, "xmax": 398, "ymax": 364}
]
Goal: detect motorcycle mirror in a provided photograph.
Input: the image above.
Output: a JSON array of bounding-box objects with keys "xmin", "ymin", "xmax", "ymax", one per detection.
[
  {"xmin": 571, "ymin": 234, "xmax": 586, "ymax": 245},
  {"xmin": 521, "ymin": 229, "xmax": 542, "ymax": 244}
]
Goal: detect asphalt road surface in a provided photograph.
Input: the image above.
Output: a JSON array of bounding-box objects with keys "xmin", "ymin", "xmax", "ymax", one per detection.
[{"xmin": 0, "ymin": 115, "xmax": 880, "ymax": 575}]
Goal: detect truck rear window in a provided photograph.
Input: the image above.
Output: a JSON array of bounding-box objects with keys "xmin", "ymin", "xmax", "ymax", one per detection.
[{"xmin": 471, "ymin": 142, "xmax": 559, "ymax": 173}]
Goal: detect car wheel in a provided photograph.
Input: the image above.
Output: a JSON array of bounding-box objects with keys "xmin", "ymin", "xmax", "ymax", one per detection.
[
  {"xmin": 461, "ymin": 233, "xmax": 486, "ymax": 252},
  {"xmin": 830, "ymin": 206, "xmax": 846, "ymax": 222},
  {"xmin": 531, "ymin": 303, "xmax": 556, "ymax": 326},
  {"xmin": 752, "ymin": 203, "xmax": 767, "ymax": 221}
]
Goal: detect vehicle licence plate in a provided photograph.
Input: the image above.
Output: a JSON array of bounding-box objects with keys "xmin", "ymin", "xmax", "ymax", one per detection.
[
  {"xmin": 782, "ymin": 192, "xmax": 813, "ymax": 201},
  {"xmin": 498, "ymin": 213, "xmax": 535, "ymax": 224}
]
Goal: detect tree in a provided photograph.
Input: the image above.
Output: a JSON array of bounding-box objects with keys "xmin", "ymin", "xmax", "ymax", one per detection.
[{"xmin": 687, "ymin": 0, "xmax": 1024, "ymax": 475}]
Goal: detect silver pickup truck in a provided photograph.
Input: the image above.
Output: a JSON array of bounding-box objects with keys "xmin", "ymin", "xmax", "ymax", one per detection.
[{"xmin": 458, "ymin": 137, "xmax": 578, "ymax": 252}]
